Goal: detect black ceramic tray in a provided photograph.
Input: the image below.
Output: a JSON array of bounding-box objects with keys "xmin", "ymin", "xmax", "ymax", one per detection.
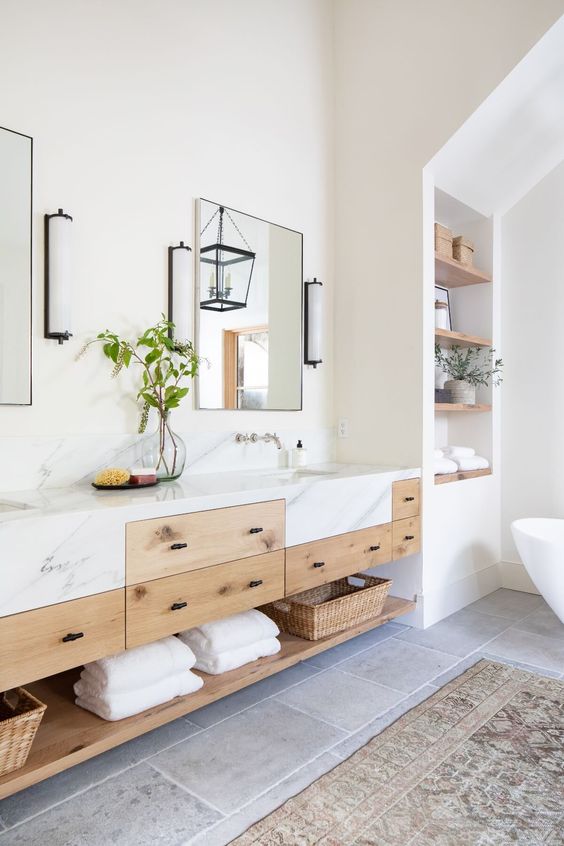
[{"xmin": 91, "ymin": 480, "xmax": 160, "ymax": 491}]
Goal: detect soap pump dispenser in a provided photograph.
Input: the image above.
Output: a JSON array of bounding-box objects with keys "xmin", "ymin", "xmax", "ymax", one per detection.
[{"xmin": 291, "ymin": 440, "xmax": 307, "ymax": 468}]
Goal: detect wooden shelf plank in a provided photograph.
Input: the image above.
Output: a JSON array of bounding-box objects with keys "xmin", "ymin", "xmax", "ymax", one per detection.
[
  {"xmin": 435, "ymin": 403, "xmax": 491, "ymax": 412},
  {"xmin": 0, "ymin": 596, "xmax": 415, "ymax": 798},
  {"xmin": 435, "ymin": 468, "xmax": 492, "ymax": 485},
  {"xmin": 435, "ymin": 253, "xmax": 492, "ymax": 288},
  {"xmin": 435, "ymin": 328, "xmax": 492, "ymax": 348}
]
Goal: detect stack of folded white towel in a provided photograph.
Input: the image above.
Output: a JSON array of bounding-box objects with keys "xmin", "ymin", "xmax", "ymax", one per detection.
[
  {"xmin": 434, "ymin": 446, "xmax": 490, "ymax": 475},
  {"xmin": 74, "ymin": 636, "xmax": 203, "ymax": 721},
  {"xmin": 177, "ymin": 609, "xmax": 281, "ymax": 675}
]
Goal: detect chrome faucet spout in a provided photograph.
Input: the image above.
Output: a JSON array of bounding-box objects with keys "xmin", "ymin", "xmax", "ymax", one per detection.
[{"xmin": 235, "ymin": 432, "xmax": 283, "ymax": 450}]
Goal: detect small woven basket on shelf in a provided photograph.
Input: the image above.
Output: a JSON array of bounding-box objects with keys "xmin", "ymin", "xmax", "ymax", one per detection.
[
  {"xmin": 434, "ymin": 222, "xmax": 453, "ymax": 258},
  {"xmin": 452, "ymin": 235, "xmax": 474, "ymax": 266},
  {"xmin": 0, "ymin": 688, "xmax": 47, "ymax": 777},
  {"xmin": 262, "ymin": 573, "xmax": 392, "ymax": 641}
]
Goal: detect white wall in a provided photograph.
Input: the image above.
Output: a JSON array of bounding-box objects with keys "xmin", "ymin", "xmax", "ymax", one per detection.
[
  {"xmin": 500, "ymin": 159, "xmax": 564, "ymax": 591},
  {"xmin": 0, "ymin": 0, "xmax": 333, "ymax": 443},
  {"xmin": 333, "ymin": 0, "xmax": 564, "ymax": 470}
]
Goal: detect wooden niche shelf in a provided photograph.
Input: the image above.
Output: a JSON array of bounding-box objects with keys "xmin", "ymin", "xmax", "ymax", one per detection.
[
  {"xmin": 435, "ymin": 253, "xmax": 492, "ymax": 288},
  {"xmin": 435, "ymin": 403, "xmax": 491, "ymax": 413},
  {"xmin": 434, "ymin": 328, "xmax": 492, "ymax": 349},
  {"xmin": 435, "ymin": 468, "xmax": 492, "ymax": 485}
]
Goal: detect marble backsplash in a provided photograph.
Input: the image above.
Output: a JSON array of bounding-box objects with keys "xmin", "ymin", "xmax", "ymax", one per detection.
[{"xmin": 0, "ymin": 428, "xmax": 336, "ymax": 492}]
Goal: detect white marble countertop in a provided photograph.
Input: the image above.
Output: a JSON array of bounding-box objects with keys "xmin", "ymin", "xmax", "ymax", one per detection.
[{"xmin": 0, "ymin": 462, "xmax": 420, "ymax": 617}]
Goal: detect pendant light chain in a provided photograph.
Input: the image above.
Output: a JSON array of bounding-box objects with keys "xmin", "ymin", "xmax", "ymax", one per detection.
[{"xmin": 223, "ymin": 208, "xmax": 253, "ymax": 252}]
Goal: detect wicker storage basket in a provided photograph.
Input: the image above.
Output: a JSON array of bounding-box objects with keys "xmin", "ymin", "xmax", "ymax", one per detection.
[
  {"xmin": 0, "ymin": 688, "xmax": 46, "ymax": 777},
  {"xmin": 452, "ymin": 235, "xmax": 474, "ymax": 266},
  {"xmin": 434, "ymin": 222, "xmax": 453, "ymax": 258},
  {"xmin": 262, "ymin": 574, "xmax": 392, "ymax": 641}
]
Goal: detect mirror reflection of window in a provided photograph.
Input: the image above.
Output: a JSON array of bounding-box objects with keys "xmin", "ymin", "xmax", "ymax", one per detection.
[{"xmin": 223, "ymin": 327, "xmax": 268, "ymax": 409}]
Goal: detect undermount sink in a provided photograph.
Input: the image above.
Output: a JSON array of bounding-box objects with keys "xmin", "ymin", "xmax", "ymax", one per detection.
[{"xmin": 247, "ymin": 467, "xmax": 338, "ymax": 481}]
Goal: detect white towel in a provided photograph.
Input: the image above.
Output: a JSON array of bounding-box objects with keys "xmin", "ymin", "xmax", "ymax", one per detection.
[
  {"xmin": 443, "ymin": 446, "xmax": 475, "ymax": 459},
  {"xmin": 452, "ymin": 455, "xmax": 489, "ymax": 472},
  {"xmin": 434, "ymin": 449, "xmax": 444, "ymax": 459},
  {"xmin": 434, "ymin": 457, "xmax": 458, "ymax": 475},
  {"xmin": 83, "ymin": 636, "xmax": 196, "ymax": 694},
  {"xmin": 178, "ymin": 609, "xmax": 279, "ymax": 656},
  {"xmin": 74, "ymin": 670, "xmax": 203, "ymax": 721},
  {"xmin": 189, "ymin": 637, "xmax": 281, "ymax": 675}
]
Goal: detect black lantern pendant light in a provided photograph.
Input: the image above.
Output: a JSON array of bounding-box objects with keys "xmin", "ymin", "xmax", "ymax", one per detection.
[{"xmin": 199, "ymin": 205, "xmax": 255, "ymax": 312}]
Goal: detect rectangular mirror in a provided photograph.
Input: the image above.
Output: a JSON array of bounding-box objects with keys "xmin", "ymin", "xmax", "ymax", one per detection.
[
  {"xmin": 195, "ymin": 199, "xmax": 303, "ymax": 410},
  {"xmin": 0, "ymin": 126, "xmax": 32, "ymax": 405}
]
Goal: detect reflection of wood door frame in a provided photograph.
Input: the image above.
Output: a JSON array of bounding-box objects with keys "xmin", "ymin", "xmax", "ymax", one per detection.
[{"xmin": 223, "ymin": 325, "xmax": 268, "ymax": 409}]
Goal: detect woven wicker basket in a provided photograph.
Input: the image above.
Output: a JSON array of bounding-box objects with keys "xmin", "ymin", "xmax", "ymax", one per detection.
[
  {"xmin": 434, "ymin": 223, "xmax": 452, "ymax": 258},
  {"xmin": 0, "ymin": 688, "xmax": 47, "ymax": 777},
  {"xmin": 452, "ymin": 235, "xmax": 474, "ymax": 266},
  {"xmin": 262, "ymin": 574, "xmax": 392, "ymax": 641}
]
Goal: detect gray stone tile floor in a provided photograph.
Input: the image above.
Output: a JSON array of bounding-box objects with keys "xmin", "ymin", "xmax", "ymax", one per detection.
[{"xmin": 0, "ymin": 589, "xmax": 562, "ymax": 845}]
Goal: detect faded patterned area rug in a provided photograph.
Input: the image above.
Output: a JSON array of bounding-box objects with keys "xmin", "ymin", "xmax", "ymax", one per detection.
[{"xmin": 234, "ymin": 660, "xmax": 564, "ymax": 845}]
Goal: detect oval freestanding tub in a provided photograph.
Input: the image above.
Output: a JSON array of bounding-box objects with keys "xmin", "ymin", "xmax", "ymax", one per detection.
[{"xmin": 511, "ymin": 518, "xmax": 564, "ymax": 623}]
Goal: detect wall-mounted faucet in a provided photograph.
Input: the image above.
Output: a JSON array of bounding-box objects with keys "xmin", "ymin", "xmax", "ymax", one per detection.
[{"xmin": 235, "ymin": 432, "xmax": 284, "ymax": 450}]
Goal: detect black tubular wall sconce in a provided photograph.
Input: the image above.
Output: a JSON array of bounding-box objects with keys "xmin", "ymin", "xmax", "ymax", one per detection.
[
  {"xmin": 44, "ymin": 208, "xmax": 73, "ymax": 343},
  {"xmin": 168, "ymin": 241, "xmax": 192, "ymax": 340},
  {"xmin": 304, "ymin": 277, "xmax": 323, "ymax": 367}
]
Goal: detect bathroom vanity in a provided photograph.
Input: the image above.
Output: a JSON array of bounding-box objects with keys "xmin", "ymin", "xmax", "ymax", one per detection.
[{"xmin": 0, "ymin": 463, "xmax": 420, "ymax": 797}]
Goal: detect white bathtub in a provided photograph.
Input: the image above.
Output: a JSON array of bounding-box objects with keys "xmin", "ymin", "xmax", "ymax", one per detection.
[{"xmin": 511, "ymin": 518, "xmax": 564, "ymax": 623}]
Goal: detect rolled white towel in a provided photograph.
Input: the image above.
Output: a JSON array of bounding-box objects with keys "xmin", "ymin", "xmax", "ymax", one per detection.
[
  {"xmin": 83, "ymin": 636, "xmax": 196, "ymax": 694},
  {"xmin": 434, "ymin": 449, "xmax": 444, "ymax": 459},
  {"xmin": 188, "ymin": 637, "xmax": 281, "ymax": 675},
  {"xmin": 74, "ymin": 669, "xmax": 203, "ymax": 721},
  {"xmin": 434, "ymin": 457, "xmax": 458, "ymax": 475},
  {"xmin": 452, "ymin": 455, "xmax": 489, "ymax": 472},
  {"xmin": 443, "ymin": 446, "xmax": 475, "ymax": 459},
  {"xmin": 179, "ymin": 609, "xmax": 279, "ymax": 656}
]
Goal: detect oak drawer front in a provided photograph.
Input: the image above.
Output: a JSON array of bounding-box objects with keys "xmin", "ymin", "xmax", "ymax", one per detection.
[
  {"xmin": 392, "ymin": 479, "xmax": 420, "ymax": 521},
  {"xmin": 285, "ymin": 525, "xmax": 392, "ymax": 596},
  {"xmin": 126, "ymin": 500, "xmax": 285, "ymax": 585},
  {"xmin": 126, "ymin": 550, "xmax": 285, "ymax": 648},
  {"xmin": 0, "ymin": 590, "xmax": 125, "ymax": 691},
  {"xmin": 392, "ymin": 516, "xmax": 421, "ymax": 559}
]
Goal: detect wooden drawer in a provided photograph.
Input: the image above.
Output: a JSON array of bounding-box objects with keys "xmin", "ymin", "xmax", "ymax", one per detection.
[
  {"xmin": 126, "ymin": 550, "xmax": 285, "ymax": 648},
  {"xmin": 126, "ymin": 500, "xmax": 285, "ymax": 585},
  {"xmin": 286, "ymin": 524, "xmax": 392, "ymax": 596},
  {"xmin": 392, "ymin": 516, "xmax": 421, "ymax": 559},
  {"xmin": 392, "ymin": 478, "xmax": 420, "ymax": 521},
  {"xmin": 0, "ymin": 590, "xmax": 125, "ymax": 691}
]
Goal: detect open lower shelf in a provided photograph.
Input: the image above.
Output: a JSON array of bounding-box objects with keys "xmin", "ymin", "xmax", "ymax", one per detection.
[
  {"xmin": 435, "ymin": 328, "xmax": 492, "ymax": 348},
  {"xmin": 435, "ymin": 468, "xmax": 492, "ymax": 485},
  {"xmin": 435, "ymin": 253, "xmax": 492, "ymax": 288},
  {"xmin": 0, "ymin": 595, "xmax": 415, "ymax": 798},
  {"xmin": 435, "ymin": 403, "xmax": 491, "ymax": 412}
]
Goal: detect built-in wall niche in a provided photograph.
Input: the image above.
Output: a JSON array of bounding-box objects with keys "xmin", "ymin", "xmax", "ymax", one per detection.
[
  {"xmin": 0, "ymin": 125, "xmax": 32, "ymax": 405},
  {"xmin": 194, "ymin": 199, "xmax": 303, "ymax": 411}
]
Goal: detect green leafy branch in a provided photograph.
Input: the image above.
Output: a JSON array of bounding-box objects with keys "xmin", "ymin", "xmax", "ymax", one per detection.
[{"xmin": 435, "ymin": 344, "xmax": 503, "ymax": 387}]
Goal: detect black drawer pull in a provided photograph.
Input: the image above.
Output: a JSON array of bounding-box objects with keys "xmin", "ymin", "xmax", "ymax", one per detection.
[
  {"xmin": 171, "ymin": 601, "xmax": 188, "ymax": 611},
  {"xmin": 404, "ymin": 535, "xmax": 415, "ymax": 541},
  {"xmin": 404, "ymin": 496, "xmax": 415, "ymax": 502},
  {"xmin": 170, "ymin": 542, "xmax": 188, "ymax": 550},
  {"xmin": 62, "ymin": 632, "xmax": 84, "ymax": 642},
  {"xmin": 249, "ymin": 579, "xmax": 263, "ymax": 588},
  {"xmin": 369, "ymin": 545, "xmax": 380, "ymax": 552},
  {"xmin": 313, "ymin": 561, "xmax": 325, "ymax": 568},
  {"xmin": 250, "ymin": 527, "xmax": 263, "ymax": 534}
]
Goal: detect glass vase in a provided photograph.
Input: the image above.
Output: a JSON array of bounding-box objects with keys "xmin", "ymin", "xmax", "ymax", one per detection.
[{"xmin": 141, "ymin": 414, "xmax": 186, "ymax": 481}]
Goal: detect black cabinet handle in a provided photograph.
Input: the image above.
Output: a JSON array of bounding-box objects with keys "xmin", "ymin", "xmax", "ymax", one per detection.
[
  {"xmin": 170, "ymin": 542, "xmax": 188, "ymax": 550},
  {"xmin": 404, "ymin": 535, "xmax": 415, "ymax": 541},
  {"xmin": 369, "ymin": 545, "xmax": 380, "ymax": 552},
  {"xmin": 250, "ymin": 527, "xmax": 263, "ymax": 534},
  {"xmin": 249, "ymin": 579, "xmax": 263, "ymax": 588},
  {"xmin": 171, "ymin": 601, "xmax": 188, "ymax": 611},
  {"xmin": 405, "ymin": 496, "xmax": 415, "ymax": 502},
  {"xmin": 313, "ymin": 561, "xmax": 325, "ymax": 568},
  {"xmin": 62, "ymin": 632, "xmax": 84, "ymax": 642}
]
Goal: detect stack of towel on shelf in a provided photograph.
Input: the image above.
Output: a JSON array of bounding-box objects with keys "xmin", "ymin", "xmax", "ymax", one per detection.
[
  {"xmin": 434, "ymin": 446, "xmax": 490, "ymax": 475},
  {"xmin": 177, "ymin": 609, "xmax": 281, "ymax": 675},
  {"xmin": 74, "ymin": 636, "xmax": 202, "ymax": 721}
]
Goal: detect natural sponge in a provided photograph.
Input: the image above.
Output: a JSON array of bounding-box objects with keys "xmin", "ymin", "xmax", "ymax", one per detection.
[{"xmin": 94, "ymin": 467, "xmax": 130, "ymax": 487}]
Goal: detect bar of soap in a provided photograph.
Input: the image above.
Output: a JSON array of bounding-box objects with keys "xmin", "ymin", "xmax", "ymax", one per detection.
[{"xmin": 129, "ymin": 466, "xmax": 157, "ymax": 485}]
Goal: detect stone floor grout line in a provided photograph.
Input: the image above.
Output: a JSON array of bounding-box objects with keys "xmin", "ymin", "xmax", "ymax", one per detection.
[
  {"xmin": 273, "ymin": 699, "xmax": 354, "ymax": 733},
  {"xmin": 304, "ymin": 625, "xmax": 403, "ymax": 670},
  {"xmin": 148, "ymin": 761, "xmax": 226, "ymax": 818}
]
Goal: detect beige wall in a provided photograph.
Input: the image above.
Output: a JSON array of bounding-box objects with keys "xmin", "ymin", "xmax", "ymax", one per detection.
[{"xmin": 333, "ymin": 0, "xmax": 564, "ymax": 467}]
